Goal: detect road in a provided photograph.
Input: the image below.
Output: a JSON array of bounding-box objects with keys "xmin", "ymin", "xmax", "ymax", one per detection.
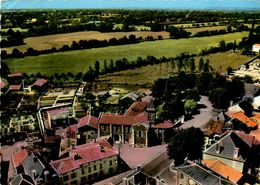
[{"xmin": 181, "ymin": 96, "xmax": 214, "ymax": 129}]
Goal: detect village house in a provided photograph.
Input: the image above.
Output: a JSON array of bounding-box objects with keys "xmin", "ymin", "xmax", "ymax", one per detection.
[
  {"xmin": 77, "ymin": 115, "xmax": 98, "ymax": 144},
  {"xmin": 10, "ymin": 148, "xmax": 59, "ymax": 185},
  {"xmin": 152, "ymin": 120, "xmax": 175, "ymax": 144},
  {"xmin": 98, "ymin": 112, "xmax": 150, "ymax": 147},
  {"xmin": 174, "ymin": 160, "xmax": 234, "ymax": 185},
  {"xmin": 252, "ymin": 44, "xmax": 260, "ymax": 52},
  {"xmin": 202, "ymin": 159, "xmax": 243, "ymax": 184},
  {"xmin": 203, "ymin": 131, "xmax": 260, "ymax": 178},
  {"xmin": 50, "ymin": 139, "xmax": 118, "ymax": 185}
]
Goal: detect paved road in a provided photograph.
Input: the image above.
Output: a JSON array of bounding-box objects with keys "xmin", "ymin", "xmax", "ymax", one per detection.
[{"xmin": 181, "ymin": 96, "xmax": 214, "ymax": 130}]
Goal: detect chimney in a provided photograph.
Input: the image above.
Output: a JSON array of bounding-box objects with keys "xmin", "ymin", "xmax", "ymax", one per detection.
[
  {"xmin": 100, "ymin": 145, "xmax": 105, "ymax": 152},
  {"xmin": 136, "ymin": 165, "xmax": 141, "ymax": 173},
  {"xmin": 32, "ymin": 169, "xmax": 37, "ymax": 179},
  {"xmin": 233, "ymin": 147, "xmax": 239, "ymax": 159},
  {"xmin": 216, "ymin": 141, "xmax": 221, "ymax": 154}
]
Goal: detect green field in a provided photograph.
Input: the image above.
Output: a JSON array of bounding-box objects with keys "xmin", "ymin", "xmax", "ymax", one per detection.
[
  {"xmin": 4, "ymin": 32, "xmax": 248, "ymax": 75},
  {"xmin": 99, "ymin": 51, "xmax": 254, "ymax": 85}
]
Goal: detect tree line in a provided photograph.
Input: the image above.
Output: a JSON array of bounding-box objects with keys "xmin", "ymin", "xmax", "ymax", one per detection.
[{"xmin": 1, "ymin": 34, "xmax": 162, "ymax": 59}]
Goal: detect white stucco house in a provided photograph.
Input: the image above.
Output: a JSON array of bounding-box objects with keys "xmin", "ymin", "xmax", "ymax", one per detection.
[{"xmin": 252, "ymin": 44, "xmax": 260, "ymax": 52}]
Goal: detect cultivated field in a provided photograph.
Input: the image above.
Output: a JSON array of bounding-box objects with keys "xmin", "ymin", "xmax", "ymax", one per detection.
[
  {"xmin": 4, "ymin": 32, "xmax": 248, "ymax": 75},
  {"xmin": 99, "ymin": 51, "xmax": 254, "ymax": 85},
  {"xmin": 185, "ymin": 26, "xmax": 227, "ymax": 34},
  {"xmin": 2, "ymin": 31, "xmax": 170, "ymax": 53}
]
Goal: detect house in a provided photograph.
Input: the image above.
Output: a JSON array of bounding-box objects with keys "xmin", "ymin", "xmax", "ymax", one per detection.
[
  {"xmin": 174, "ymin": 160, "xmax": 234, "ymax": 185},
  {"xmin": 8, "ymin": 73, "xmax": 23, "ymax": 85},
  {"xmin": 252, "ymin": 95, "xmax": 260, "ymax": 110},
  {"xmin": 31, "ymin": 78, "xmax": 48, "ymax": 91},
  {"xmin": 203, "ymin": 131, "xmax": 260, "ymax": 175},
  {"xmin": 11, "ymin": 148, "xmax": 58, "ymax": 185},
  {"xmin": 45, "ymin": 107, "xmax": 70, "ymax": 129},
  {"xmin": 152, "ymin": 120, "xmax": 174, "ymax": 144},
  {"xmin": 202, "ymin": 159, "xmax": 243, "ymax": 184},
  {"xmin": 228, "ymin": 112, "xmax": 258, "ymax": 130},
  {"xmin": 98, "ymin": 112, "xmax": 149, "ymax": 147},
  {"xmin": 252, "ymin": 44, "xmax": 260, "ymax": 52},
  {"xmin": 9, "ymin": 84, "xmax": 22, "ymax": 91},
  {"xmin": 77, "ymin": 115, "xmax": 98, "ymax": 144},
  {"xmin": 50, "ymin": 139, "xmax": 118, "ymax": 185}
]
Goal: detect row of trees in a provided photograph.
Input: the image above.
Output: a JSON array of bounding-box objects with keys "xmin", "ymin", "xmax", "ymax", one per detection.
[
  {"xmin": 2, "ymin": 34, "xmax": 162, "ymax": 59},
  {"xmin": 1, "ymin": 30, "xmax": 24, "ymax": 47}
]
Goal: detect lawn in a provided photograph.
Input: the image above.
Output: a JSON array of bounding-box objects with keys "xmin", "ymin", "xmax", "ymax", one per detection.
[
  {"xmin": 99, "ymin": 51, "xmax": 254, "ymax": 85},
  {"xmin": 4, "ymin": 32, "xmax": 249, "ymax": 75},
  {"xmin": 2, "ymin": 30, "xmax": 169, "ymax": 53}
]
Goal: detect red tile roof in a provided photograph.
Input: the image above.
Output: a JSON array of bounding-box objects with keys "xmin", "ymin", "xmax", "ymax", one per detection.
[
  {"xmin": 8, "ymin": 73, "xmax": 23, "ymax": 78},
  {"xmin": 34, "ymin": 79, "xmax": 48, "ymax": 87},
  {"xmin": 99, "ymin": 112, "xmax": 148, "ymax": 126},
  {"xmin": 235, "ymin": 131, "xmax": 256, "ymax": 147},
  {"xmin": 153, "ymin": 120, "xmax": 174, "ymax": 129},
  {"xmin": 125, "ymin": 101, "xmax": 147, "ymax": 116},
  {"xmin": 0, "ymin": 81, "xmax": 6, "ymax": 89},
  {"xmin": 250, "ymin": 130, "xmax": 260, "ymax": 145},
  {"xmin": 230, "ymin": 112, "xmax": 258, "ymax": 128},
  {"xmin": 50, "ymin": 139, "xmax": 118, "ymax": 175},
  {"xmin": 9, "ymin": 84, "xmax": 21, "ymax": 91},
  {"xmin": 48, "ymin": 108, "xmax": 69, "ymax": 116},
  {"xmin": 78, "ymin": 115, "xmax": 98, "ymax": 129},
  {"xmin": 202, "ymin": 159, "xmax": 243, "ymax": 184},
  {"xmin": 253, "ymin": 44, "xmax": 260, "ymax": 47},
  {"xmin": 12, "ymin": 149, "xmax": 29, "ymax": 168}
]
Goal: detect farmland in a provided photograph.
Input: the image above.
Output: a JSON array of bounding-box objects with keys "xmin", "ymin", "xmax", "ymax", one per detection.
[
  {"xmin": 185, "ymin": 26, "xmax": 227, "ymax": 34},
  {"xmin": 99, "ymin": 51, "xmax": 254, "ymax": 85},
  {"xmin": 4, "ymin": 32, "xmax": 248, "ymax": 75},
  {"xmin": 2, "ymin": 31, "xmax": 169, "ymax": 53}
]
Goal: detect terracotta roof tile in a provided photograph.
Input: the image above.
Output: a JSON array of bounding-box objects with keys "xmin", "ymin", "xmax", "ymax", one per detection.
[
  {"xmin": 99, "ymin": 112, "xmax": 148, "ymax": 126},
  {"xmin": 48, "ymin": 108, "xmax": 69, "ymax": 116},
  {"xmin": 12, "ymin": 149, "xmax": 29, "ymax": 168},
  {"xmin": 153, "ymin": 120, "xmax": 174, "ymax": 129},
  {"xmin": 202, "ymin": 159, "xmax": 243, "ymax": 183},
  {"xmin": 9, "ymin": 84, "xmax": 21, "ymax": 91},
  {"xmin": 34, "ymin": 79, "xmax": 48, "ymax": 87},
  {"xmin": 8, "ymin": 73, "xmax": 23, "ymax": 78},
  {"xmin": 50, "ymin": 139, "xmax": 117, "ymax": 175},
  {"xmin": 125, "ymin": 101, "xmax": 147, "ymax": 116},
  {"xmin": 231, "ymin": 112, "xmax": 258, "ymax": 128},
  {"xmin": 78, "ymin": 115, "xmax": 98, "ymax": 129}
]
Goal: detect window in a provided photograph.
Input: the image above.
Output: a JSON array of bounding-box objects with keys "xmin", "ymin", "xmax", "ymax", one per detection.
[
  {"xmin": 71, "ymin": 173, "xmax": 77, "ymax": 179},
  {"xmin": 88, "ymin": 174, "xmax": 92, "ymax": 180},
  {"xmin": 109, "ymin": 167, "xmax": 113, "ymax": 173},
  {"xmin": 93, "ymin": 172, "xmax": 98, "ymax": 178},
  {"xmin": 94, "ymin": 165, "xmax": 97, "ymax": 171},
  {"xmin": 103, "ymin": 126, "xmax": 107, "ymax": 131},
  {"xmin": 100, "ymin": 163, "xmax": 103, "ymax": 169},
  {"xmin": 63, "ymin": 175, "xmax": 69, "ymax": 181},
  {"xmin": 81, "ymin": 176, "xmax": 87, "ymax": 182},
  {"xmin": 81, "ymin": 169, "xmax": 85, "ymax": 174},
  {"xmin": 139, "ymin": 130, "xmax": 142, "ymax": 137},
  {"xmin": 88, "ymin": 167, "xmax": 91, "ymax": 173},
  {"xmin": 71, "ymin": 180, "xmax": 77, "ymax": 185},
  {"xmin": 110, "ymin": 160, "xmax": 112, "ymax": 166},
  {"xmin": 180, "ymin": 173, "xmax": 184, "ymax": 179}
]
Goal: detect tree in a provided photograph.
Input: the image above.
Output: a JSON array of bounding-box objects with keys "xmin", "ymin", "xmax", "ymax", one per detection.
[
  {"xmin": 167, "ymin": 127, "xmax": 204, "ymax": 165},
  {"xmin": 198, "ymin": 58, "xmax": 204, "ymax": 72},
  {"xmin": 94, "ymin": 61, "xmax": 100, "ymax": 78},
  {"xmin": 209, "ymin": 87, "xmax": 230, "ymax": 109},
  {"xmin": 184, "ymin": 99, "xmax": 198, "ymax": 115}
]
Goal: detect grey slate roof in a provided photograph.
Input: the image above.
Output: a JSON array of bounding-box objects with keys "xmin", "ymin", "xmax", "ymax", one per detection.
[
  {"xmin": 21, "ymin": 153, "xmax": 45, "ymax": 183},
  {"xmin": 177, "ymin": 163, "xmax": 233, "ymax": 185},
  {"xmin": 204, "ymin": 131, "xmax": 252, "ymax": 162},
  {"xmin": 10, "ymin": 174, "xmax": 35, "ymax": 185}
]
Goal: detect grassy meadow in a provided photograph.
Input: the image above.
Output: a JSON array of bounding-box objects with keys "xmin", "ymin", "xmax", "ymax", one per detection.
[
  {"xmin": 4, "ymin": 32, "xmax": 249, "ymax": 75},
  {"xmin": 99, "ymin": 51, "xmax": 254, "ymax": 85}
]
